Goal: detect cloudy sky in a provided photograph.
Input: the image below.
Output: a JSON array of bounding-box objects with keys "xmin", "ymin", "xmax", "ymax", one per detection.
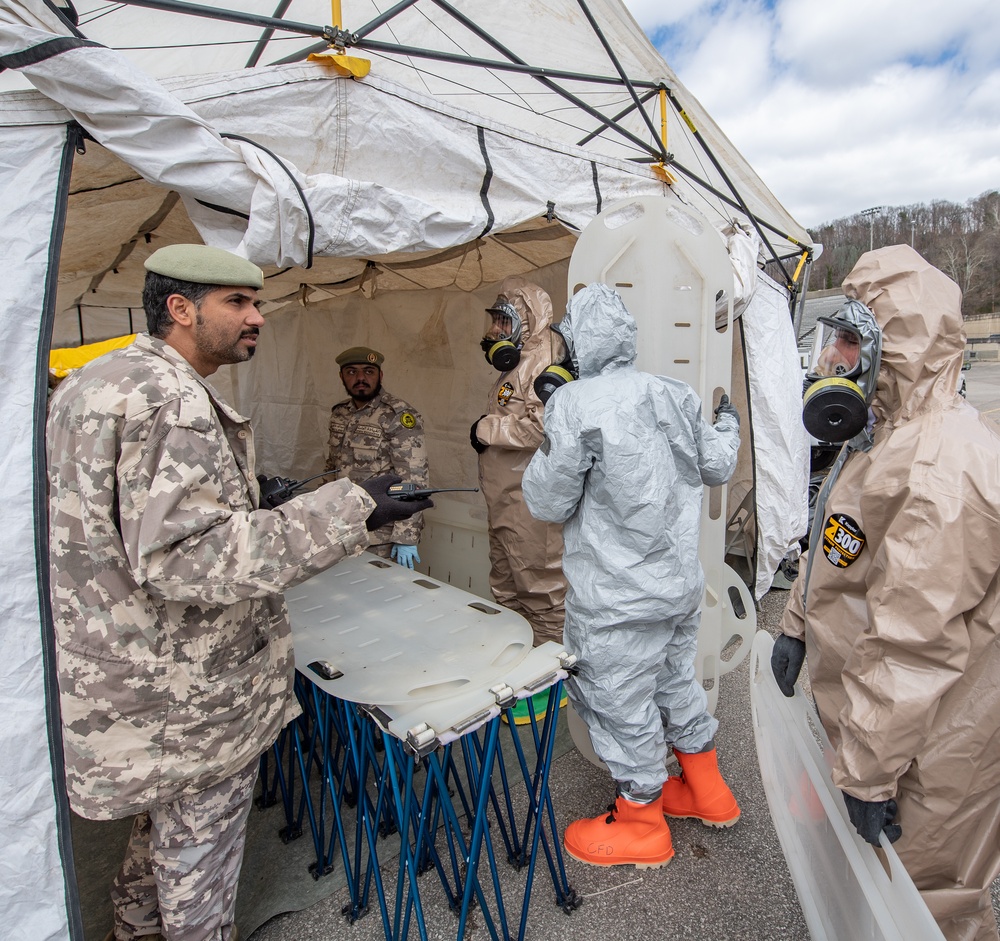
[{"xmin": 622, "ymin": 0, "xmax": 1000, "ymax": 228}]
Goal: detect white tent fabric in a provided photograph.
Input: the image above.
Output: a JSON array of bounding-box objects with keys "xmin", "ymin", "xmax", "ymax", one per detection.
[
  {"xmin": 0, "ymin": 2, "xmax": 813, "ymax": 938},
  {"xmin": 742, "ymin": 272, "xmax": 811, "ymax": 598},
  {"xmin": 0, "ymin": 0, "xmax": 811, "ymax": 257},
  {"xmin": 0, "ymin": 120, "xmax": 76, "ymax": 941},
  {"xmin": 0, "ymin": 18, "xmax": 669, "ymax": 267}
]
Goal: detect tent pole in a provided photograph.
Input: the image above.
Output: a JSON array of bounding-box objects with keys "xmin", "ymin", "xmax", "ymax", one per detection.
[
  {"xmin": 577, "ymin": 88, "xmax": 659, "ymax": 147},
  {"xmin": 646, "ymin": 154, "xmax": 810, "ymax": 254},
  {"xmin": 245, "ymin": 0, "xmax": 293, "ymax": 68},
  {"xmin": 115, "ymin": 0, "xmax": 332, "ymax": 40},
  {"xmin": 572, "ymin": 0, "xmax": 664, "ymax": 154},
  {"xmin": 660, "ymin": 86, "xmax": 792, "ymax": 285},
  {"xmin": 421, "ymin": 0, "xmax": 661, "ymax": 158}
]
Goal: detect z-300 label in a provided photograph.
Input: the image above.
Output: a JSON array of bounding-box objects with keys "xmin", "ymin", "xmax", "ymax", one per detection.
[{"xmin": 822, "ymin": 513, "xmax": 866, "ymax": 568}]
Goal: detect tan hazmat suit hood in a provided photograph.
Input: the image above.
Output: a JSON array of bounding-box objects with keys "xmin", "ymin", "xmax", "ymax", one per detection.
[
  {"xmin": 475, "ymin": 277, "xmax": 566, "ymax": 645},
  {"xmin": 780, "ymin": 244, "xmax": 1000, "ymax": 940}
]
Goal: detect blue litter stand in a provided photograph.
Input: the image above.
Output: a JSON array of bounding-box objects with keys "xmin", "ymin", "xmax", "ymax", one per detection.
[{"xmin": 268, "ymin": 552, "xmax": 581, "ymax": 939}]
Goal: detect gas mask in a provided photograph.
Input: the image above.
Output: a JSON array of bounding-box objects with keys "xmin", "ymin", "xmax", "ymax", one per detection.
[
  {"xmin": 481, "ymin": 298, "xmax": 523, "ymax": 372},
  {"xmin": 533, "ymin": 321, "xmax": 577, "ymax": 403},
  {"xmin": 802, "ymin": 300, "xmax": 882, "ymax": 443}
]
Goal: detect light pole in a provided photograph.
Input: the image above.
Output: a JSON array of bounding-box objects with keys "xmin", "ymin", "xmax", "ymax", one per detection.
[{"xmin": 860, "ymin": 206, "xmax": 883, "ymax": 251}]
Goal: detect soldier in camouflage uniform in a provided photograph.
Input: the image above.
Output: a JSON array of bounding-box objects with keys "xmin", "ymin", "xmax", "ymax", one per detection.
[
  {"xmin": 326, "ymin": 346, "xmax": 430, "ymax": 566},
  {"xmin": 46, "ymin": 244, "xmax": 427, "ymax": 941}
]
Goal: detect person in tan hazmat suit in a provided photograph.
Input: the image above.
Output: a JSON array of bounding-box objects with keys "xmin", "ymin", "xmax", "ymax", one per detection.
[
  {"xmin": 772, "ymin": 244, "xmax": 1000, "ymax": 941},
  {"xmin": 470, "ymin": 277, "xmax": 567, "ymax": 652}
]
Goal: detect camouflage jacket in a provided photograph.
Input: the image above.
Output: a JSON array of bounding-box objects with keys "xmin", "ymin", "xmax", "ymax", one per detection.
[
  {"xmin": 47, "ymin": 334, "xmax": 373, "ymax": 820},
  {"xmin": 325, "ymin": 388, "xmax": 429, "ymax": 546}
]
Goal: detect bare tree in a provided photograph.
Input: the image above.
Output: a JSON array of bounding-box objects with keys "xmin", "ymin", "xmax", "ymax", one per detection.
[{"xmin": 807, "ymin": 190, "xmax": 1000, "ymax": 314}]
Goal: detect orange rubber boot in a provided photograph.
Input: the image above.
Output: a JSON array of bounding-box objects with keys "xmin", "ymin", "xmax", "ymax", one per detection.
[
  {"xmin": 661, "ymin": 748, "xmax": 740, "ymax": 828},
  {"xmin": 564, "ymin": 795, "xmax": 674, "ymax": 869}
]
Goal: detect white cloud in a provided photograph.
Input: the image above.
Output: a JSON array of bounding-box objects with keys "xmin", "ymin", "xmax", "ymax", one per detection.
[{"xmin": 625, "ymin": 0, "xmax": 1000, "ymax": 226}]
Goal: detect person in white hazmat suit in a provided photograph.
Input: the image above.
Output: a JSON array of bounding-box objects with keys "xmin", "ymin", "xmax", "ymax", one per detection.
[{"xmin": 522, "ymin": 283, "xmax": 741, "ymax": 868}]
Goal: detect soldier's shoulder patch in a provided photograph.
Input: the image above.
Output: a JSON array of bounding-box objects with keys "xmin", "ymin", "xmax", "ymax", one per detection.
[
  {"xmin": 400, "ymin": 411, "xmax": 416, "ymax": 429},
  {"xmin": 822, "ymin": 512, "xmax": 866, "ymax": 568},
  {"xmin": 497, "ymin": 382, "xmax": 515, "ymax": 407}
]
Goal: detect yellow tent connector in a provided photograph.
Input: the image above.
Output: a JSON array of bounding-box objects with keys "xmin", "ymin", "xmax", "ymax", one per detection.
[
  {"xmin": 651, "ymin": 163, "xmax": 676, "ymax": 185},
  {"xmin": 791, "ymin": 250, "xmax": 809, "ymax": 284},
  {"xmin": 49, "ymin": 333, "xmax": 136, "ymax": 378},
  {"xmin": 654, "ymin": 88, "xmax": 676, "ymax": 184},
  {"xmin": 308, "ymin": 51, "xmax": 371, "ymax": 78}
]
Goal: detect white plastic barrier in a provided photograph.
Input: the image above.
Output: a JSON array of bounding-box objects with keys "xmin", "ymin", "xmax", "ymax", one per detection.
[
  {"xmin": 567, "ymin": 196, "xmax": 756, "ymax": 711},
  {"xmin": 749, "ymin": 631, "xmax": 944, "ymax": 941}
]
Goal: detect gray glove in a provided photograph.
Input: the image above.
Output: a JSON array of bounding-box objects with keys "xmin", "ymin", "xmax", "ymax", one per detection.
[
  {"xmin": 360, "ymin": 475, "xmax": 433, "ymax": 532},
  {"xmin": 843, "ymin": 792, "xmax": 902, "ymax": 846},
  {"xmin": 770, "ymin": 634, "xmax": 806, "ymax": 697},
  {"xmin": 714, "ymin": 393, "xmax": 740, "ymax": 429}
]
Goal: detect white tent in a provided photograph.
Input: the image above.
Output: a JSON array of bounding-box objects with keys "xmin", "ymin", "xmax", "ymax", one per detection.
[{"xmin": 0, "ymin": 2, "xmax": 811, "ymax": 938}]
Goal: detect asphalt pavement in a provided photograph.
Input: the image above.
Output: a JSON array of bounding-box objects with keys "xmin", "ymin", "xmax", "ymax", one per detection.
[{"xmin": 965, "ymin": 359, "xmax": 1000, "ymax": 420}]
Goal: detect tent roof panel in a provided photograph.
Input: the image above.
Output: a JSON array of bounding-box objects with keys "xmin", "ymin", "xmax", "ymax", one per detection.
[{"xmin": 1, "ymin": 0, "xmax": 812, "ymax": 255}]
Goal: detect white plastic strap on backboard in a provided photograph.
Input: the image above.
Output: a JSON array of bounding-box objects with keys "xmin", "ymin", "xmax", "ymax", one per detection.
[{"xmin": 749, "ymin": 631, "xmax": 944, "ymax": 941}]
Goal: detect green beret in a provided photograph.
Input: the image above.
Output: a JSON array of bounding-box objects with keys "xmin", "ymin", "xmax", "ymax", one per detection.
[
  {"xmin": 337, "ymin": 346, "xmax": 384, "ymax": 368},
  {"xmin": 144, "ymin": 244, "xmax": 263, "ymax": 290}
]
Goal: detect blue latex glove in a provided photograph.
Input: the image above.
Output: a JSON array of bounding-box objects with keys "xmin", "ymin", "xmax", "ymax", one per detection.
[{"xmin": 391, "ymin": 544, "xmax": 420, "ymax": 569}]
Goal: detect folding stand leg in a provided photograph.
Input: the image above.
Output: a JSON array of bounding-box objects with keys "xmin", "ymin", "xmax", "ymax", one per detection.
[
  {"xmin": 456, "ymin": 718, "xmax": 510, "ymax": 941},
  {"xmin": 504, "ymin": 682, "xmax": 581, "ymax": 936},
  {"xmin": 339, "ymin": 703, "xmax": 393, "ymax": 928}
]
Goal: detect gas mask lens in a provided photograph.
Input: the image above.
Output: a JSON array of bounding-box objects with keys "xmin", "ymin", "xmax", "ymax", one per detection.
[
  {"xmin": 481, "ymin": 299, "xmax": 523, "ymax": 371},
  {"xmin": 549, "ymin": 326, "xmax": 571, "ymax": 367},
  {"xmin": 809, "ymin": 323, "xmax": 862, "ymax": 379}
]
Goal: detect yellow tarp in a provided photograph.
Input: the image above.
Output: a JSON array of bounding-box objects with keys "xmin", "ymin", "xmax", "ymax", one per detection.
[{"xmin": 49, "ymin": 334, "xmax": 137, "ymax": 378}]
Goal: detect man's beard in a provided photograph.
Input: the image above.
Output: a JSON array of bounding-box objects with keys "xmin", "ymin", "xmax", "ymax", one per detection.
[
  {"xmin": 350, "ymin": 381, "xmax": 381, "ymax": 403},
  {"xmin": 195, "ymin": 315, "xmax": 259, "ymax": 365}
]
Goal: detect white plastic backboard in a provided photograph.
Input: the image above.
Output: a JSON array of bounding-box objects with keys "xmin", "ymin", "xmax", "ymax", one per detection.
[
  {"xmin": 750, "ymin": 631, "xmax": 944, "ymax": 941},
  {"xmin": 286, "ymin": 551, "xmax": 532, "ymax": 704},
  {"xmin": 567, "ymin": 196, "xmax": 756, "ymax": 711}
]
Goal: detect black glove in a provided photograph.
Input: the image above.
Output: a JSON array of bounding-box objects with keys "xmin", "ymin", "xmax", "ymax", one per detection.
[
  {"xmin": 843, "ymin": 792, "xmax": 902, "ymax": 846},
  {"xmin": 714, "ymin": 393, "xmax": 740, "ymax": 429},
  {"xmin": 770, "ymin": 634, "xmax": 806, "ymax": 697},
  {"xmin": 359, "ymin": 474, "xmax": 433, "ymax": 531},
  {"xmin": 470, "ymin": 416, "xmax": 488, "ymax": 454}
]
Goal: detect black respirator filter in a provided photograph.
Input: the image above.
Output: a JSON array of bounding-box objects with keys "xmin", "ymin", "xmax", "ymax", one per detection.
[
  {"xmin": 533, "ymin": 365, "xmax": 575, "ymax": 403},
  {"xmin": 483, "ymin": 339, "xmax": 521, "ymax": 372},
  {"xmin": 802, "ymin": 377, "xmax": 868, "ymax": 443}
]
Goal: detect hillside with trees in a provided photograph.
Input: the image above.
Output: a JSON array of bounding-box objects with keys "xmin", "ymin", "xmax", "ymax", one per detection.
[{"xmin": 807, "ymin": 190, "xmax": 1000, "ymax": 316}]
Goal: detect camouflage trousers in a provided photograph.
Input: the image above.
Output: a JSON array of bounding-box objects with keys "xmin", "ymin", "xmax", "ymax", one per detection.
[{"xmin": 108, "ymin": 758, "xmax": 258, "ymax": 941}]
